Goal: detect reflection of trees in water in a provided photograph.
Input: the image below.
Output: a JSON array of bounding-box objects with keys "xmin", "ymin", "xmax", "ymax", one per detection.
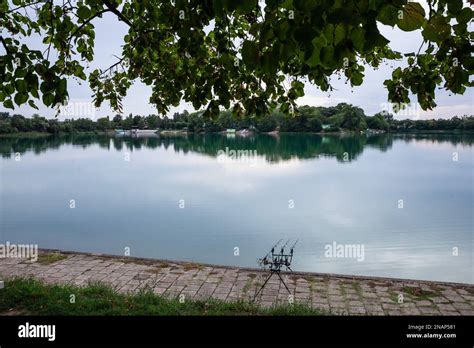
[
  {"xmin": 1, "ymin": 132, "xmax": 473, "ymax": 162},
  {"xmin": 392, "ymin": 132, "xmax": 474, "ymax": 145}
]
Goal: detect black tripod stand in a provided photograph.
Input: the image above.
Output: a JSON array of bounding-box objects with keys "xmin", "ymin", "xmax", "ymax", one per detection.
[{"xmin": 254, "ymin": 240, "xmax": 297, "ymax": 300}]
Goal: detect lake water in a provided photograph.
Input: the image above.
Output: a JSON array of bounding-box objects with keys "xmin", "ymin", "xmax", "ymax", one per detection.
[{"xmin": 0, "ymin": 133, "xmax": 472, "ymax": 283}]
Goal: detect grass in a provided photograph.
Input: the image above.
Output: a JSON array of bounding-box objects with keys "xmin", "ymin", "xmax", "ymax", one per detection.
[
  {"xmin": 400, "ymin": 286, "xmax": 441, "ymax": 301},
  {"xmin": 352, "ymin": 282, "xmax": 363, "ymax": 297},
  {"xmin": 37, "ymin": 252, "xmax": 68, "ymax": 265},
  {"xmin": 0, "ymin": 278, "xmax": 328, "ymax": 316}
]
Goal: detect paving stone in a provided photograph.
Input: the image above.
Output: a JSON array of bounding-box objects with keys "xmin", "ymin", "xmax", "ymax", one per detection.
[
  {"xmin": 437, "ymin": 304, "xmax": 457, "ymax": 312},
  {"xmin": 382, "ymin": 301, "xmax": 402, "ymax": 309},
  {"xmin": 452, "ymin": 302, "xmax": 472, "ymax": 310},
  {"xmin": 418, "ymin": 307, "xmax": 441, "ymax": 315},
  {"xmin": 346, "ymin": 293, "xmax": 362, "ymax": 300},
  {"xmin": 387, "ymin": 309, "xmax": 403, "ymax": 316},
  {"xmin": 328, "ymin": 295, "xmax": 345, "ymax": 302},
  {"xmin": 362, "ymin": 292, "xmax": 378, "ymax": 299},
  {"xmin": 402, "ymin": 308, "xmax": 421, "ymax": 315},
  {"xmin": 349, "ymin": 306, "xmax": 367, "ymax": 315},
  {"xmin": 311, "ymin": 302, "xmax": 330, "ymax": 312},
  {"xmin": 431, "ymin": 297, "xmax": 451, "ymax": 304},
  {"xmin": 455, "ymin": 288, "xmax": 469, "ymax": 295},
  {"xmin": 153, "ymin": 287, "xmax": 167, "ymax": 295},
  {"xmin": 416, "ymin": 300, "xmax": 433, "ymax": 307},
  {"xmin": 348, "ymin": 301, "xmax": 364, "ymax": 307},
  {"xmin": 330, "ymin": 301, "xmax": 347, "ymax": 309},
  {"xmin": 365, "ymin": 304, "xmax": 385, "ymax": 315}
]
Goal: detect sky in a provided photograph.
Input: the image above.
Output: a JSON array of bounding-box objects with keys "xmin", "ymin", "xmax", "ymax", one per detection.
[{"xmin": 1, "ymin": 3, "xmax": 473, "ymax": 120}]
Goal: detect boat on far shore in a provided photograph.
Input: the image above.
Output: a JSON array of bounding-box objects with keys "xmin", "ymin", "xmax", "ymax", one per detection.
[
  {"xmin": 114, "ymin": 129, "xmax": 158, "ymax": 136},
  {"xmin": 236, "ymin": 129, "xmax": 252, "ymax": 137},
  {"xmin": 131, "ymin": 129, "xmax": 158, "ymax": 135}
]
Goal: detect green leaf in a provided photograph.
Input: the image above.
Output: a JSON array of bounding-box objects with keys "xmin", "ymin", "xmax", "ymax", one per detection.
[
  {"xmin": 350, "ymin": 71, "xmax": 364, "ymax": 86},
  {"xmin": 350, "ymin": 27, "xmax": 364, "ymax": 51},
  {"xmin": 422, "ymin": 17, "xmax": 451, "ymax": 42},
  {"xmin": 5, "ymin": 84, "xmax": 15, "ymax": 96},
  {"xmin": 447, "ymin": 0, "xmax": 463, "ymax": 15},
  {"xmin": 14, "ymin": 93, "xmax": 28, "ymax": 106},
  {"xmin": 28, "ymin": 100, "xmax": 39, "ymax": 109},
  {"xmin": 31, "ymin": 88, "xmax": 39, "ymax": 99},
  {"xmin": 334, "ymin": 24, "xmax": 346, "ymax": 46},
  {"xmin": 15, "ymin": 80, "xmax": 26, "ymax": 93},
  {"xmin": 320, "ymin": 46, "xmax": 334, "ymax": 68},
  {"xmin": 58, "ymin": 79, "xmax": 67, "ymax": 95},
  {"xmin": 261, "ymin": 50, "xmax": 278, "ymax": 74},
  {"xmin": 42, "ymin": 93, "xmax": 54, "ymax": 106},
  {"xmin": 236, "ymin": 0, "xmax": 257, "ymax": 13},
  {"xmin": 306, "ymin": 35, "xmax": 326, "ymax": 67},
  {"xmin": 3, "ymin": 99, "xmax": 14, "ymax": 109},
  {"xmin": 241, "ymin": 40, "xmax": 259, "ymax": 66},
  {"xmin": 77, "ymin": 6, "xmax": 91, "ymax": 20},
  {"xmin": 377, "ymin": 4, "xmax": 399, "ymax": 26},
  {"xmin": 456, "ymin": 8, "xmax": 473, "ymax": 24},
  {"xmin": 212, "ymin": 0, "xmax": 225, "ymax": 18},
  {"xmin": 397, "ymin": 2, "xmax": 425, "ymax": 32}
]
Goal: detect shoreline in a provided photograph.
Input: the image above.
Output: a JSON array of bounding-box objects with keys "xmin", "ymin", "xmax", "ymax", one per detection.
[
  {"xmin": 1, "ymin": 129, "xmax": 474, "ymax": 138},
  {"xmin": 1, "ymin": 248, "xmax": 473, "ymax": 315},
  {"xmin": 39, "ymin": 248, "xmax": 473, "ymax": 287}
]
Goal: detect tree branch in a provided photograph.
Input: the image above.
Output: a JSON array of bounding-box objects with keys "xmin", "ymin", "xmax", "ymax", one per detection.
[
  {"xmin": 100, "ymin": 56, "xmax": 126, "ymax": 78},
  {"xmin": 102, "ymin": 0, "xmax": 134, "ymax": 28},
  {"xmin": 67, "ymin": 9, "xmax": 111, "ymax": 41},
  {"xmin": 46, "ymin": 0, "xmax": 53, "ymax": 60},
  {"xmin": 6, "ymin": 0, "xmax": 45, "ymax": 14},
  {"xmin": 0, "ymin": 36, "xmax": 11, "ymax": 55}
]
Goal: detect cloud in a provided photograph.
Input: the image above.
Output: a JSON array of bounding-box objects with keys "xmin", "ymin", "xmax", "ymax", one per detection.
[{"xmin": 416, "ymin": 103, "xmax": 474, "ymax": 120}]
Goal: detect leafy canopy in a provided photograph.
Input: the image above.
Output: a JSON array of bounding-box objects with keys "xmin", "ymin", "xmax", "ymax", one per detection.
[{"xmin": 0, "ymin": 0, "xmax": 473, "ymax": 117}]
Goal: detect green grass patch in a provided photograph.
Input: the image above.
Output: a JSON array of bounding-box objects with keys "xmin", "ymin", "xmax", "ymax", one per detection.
[
  {"xmin": 37, "ymin": 252, "xmax": 67, "ymax": 265},
  {"xmin": 352, "ymin": 282, "xmax": 363, "ymax": 297},
  {"xmin": 0, "ymin": 278, "xmax": 328, "ymax": 316},
  {"xmin": 182, "ymin": 262, "xmax": 203, "ymax": 271},
  {"xmin": 242, "ymin": 278, "xmax": 254, "ymax": 294}
]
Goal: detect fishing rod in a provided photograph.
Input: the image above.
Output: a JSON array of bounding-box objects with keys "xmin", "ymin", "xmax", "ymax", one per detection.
[
  {"xmin": 280, "ymin": 239, "xmax": 291, "ymax": 253},
  {"xmin": 258, "ymin": 239, "xmax": 282, "ymax": 268}
]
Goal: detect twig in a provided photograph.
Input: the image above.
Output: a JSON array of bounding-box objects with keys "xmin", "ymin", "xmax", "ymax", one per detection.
[
  {"xmin": 6, "ymin": 0, "xmax": 45, "ymax": 14},
  {"xmin": 0, "ymin": 36, "xmax": 11, "ymax": 55},
  {"xmin": 67, "ymin": 9, "xmax": 111, "ymax": 41},
  {"xmin": 102, "ymin": 0, "xmax": 134, "ymax": 28}
]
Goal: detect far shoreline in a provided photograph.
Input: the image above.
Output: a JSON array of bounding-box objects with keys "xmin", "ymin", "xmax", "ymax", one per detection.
[{"xmin": 1, "ymin": 129, "xmax": 474, "ymax": 138}]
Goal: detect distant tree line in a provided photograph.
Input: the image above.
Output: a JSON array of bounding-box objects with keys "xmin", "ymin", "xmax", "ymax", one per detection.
[{"xmin": 1, "ymin": 103, "xmax": 473, "ymax": 135}]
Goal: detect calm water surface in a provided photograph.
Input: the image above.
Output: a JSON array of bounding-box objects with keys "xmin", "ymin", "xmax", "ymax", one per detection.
[{"xmin": 0, "ymin": 133, "xmax": 472, "ymax": 283}]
